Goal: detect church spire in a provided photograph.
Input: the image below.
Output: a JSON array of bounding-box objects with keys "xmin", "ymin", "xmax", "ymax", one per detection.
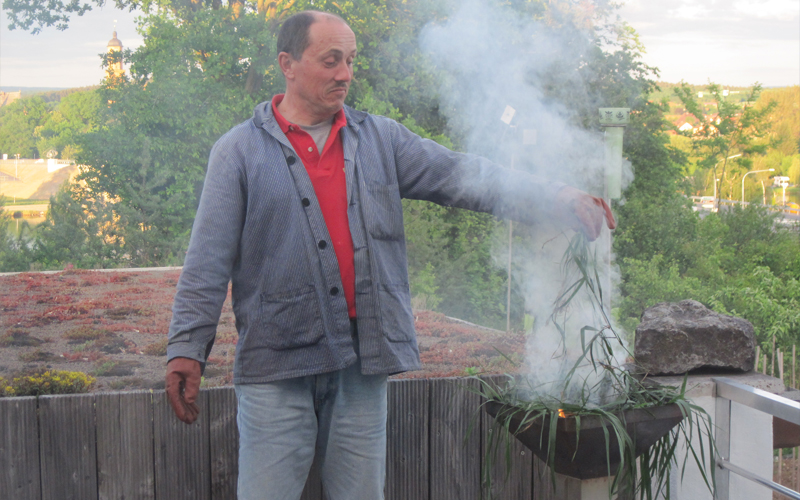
[{"xmin": 106, "ymin": 28, "xmax": 124, "ymax": 78}]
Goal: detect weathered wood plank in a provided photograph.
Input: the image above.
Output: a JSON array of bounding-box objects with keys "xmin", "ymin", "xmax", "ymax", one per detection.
[
  {"xmin": 207, "ymin": 387, "xmax": 238, "ymax": 500},
  {"xmin": 39, "ymin": 393, "xmax": 98, "ymax": 500},
  {"xmin": 429, "ymin": 377, "xmax": 481, "ymax": 500},
  {"xmin": 480, "ymin": 375, "xmax": 533, "ymax": 500},
  {"xmin": 96, "ymin": 390, "xmax": 155, "ymax": 500},
  {"xmin": 153, "ymin": 390, "xmax": 210, "ymax": 500},
  {"xmin": 0, "ymin": 396, "xmax": 41, "ymax": 500},
  {"xmin": 386, "ymin": 378, "xmax": 430, "ymax": 500},
  {"xmin": 533, "ymin": 456, "xmax": 582, "ymax": 500}
]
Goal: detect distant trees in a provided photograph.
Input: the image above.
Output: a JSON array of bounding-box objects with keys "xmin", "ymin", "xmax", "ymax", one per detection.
[
  {"xmin": 674, "ymin": 82, "xmax": 778, "ymax": 204},
  {"xmin": 0, "ymin": 96, "xmax": 48, "ymax": 158},
  {"xmin": 2, "ymin": 0, "xmax": 799, "ymax": 354},
  {"xmin": 0, "ymin": 90, "xmax": 102, "ymax": 159}
]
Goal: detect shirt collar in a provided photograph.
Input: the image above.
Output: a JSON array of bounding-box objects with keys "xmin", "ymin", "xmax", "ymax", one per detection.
[{"xmin": 271, "ymin": 94, "xmax": 347, "ymax": 134}]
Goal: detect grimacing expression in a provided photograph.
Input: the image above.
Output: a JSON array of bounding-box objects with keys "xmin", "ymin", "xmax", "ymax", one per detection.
[{"xmin": 288, "ymin": 18, "xmax": 357, "ymax": 119}]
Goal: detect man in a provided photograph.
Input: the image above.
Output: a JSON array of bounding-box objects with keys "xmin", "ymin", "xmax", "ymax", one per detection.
[{"xmin": 165, "ymin": 10, "xmax": 615, "ymax": 500}]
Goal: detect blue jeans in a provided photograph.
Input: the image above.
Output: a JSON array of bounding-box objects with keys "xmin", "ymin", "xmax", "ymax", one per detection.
[{"xmin": 235, "ymin": 338, "xmax": 388, "ymax": 499}]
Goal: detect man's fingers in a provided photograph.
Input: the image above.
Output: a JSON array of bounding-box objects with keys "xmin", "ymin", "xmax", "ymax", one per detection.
[
  {"xmin": 183, "ymin": 369, "xmax": 201, "ymax": 405},
  {"xmin": 166, "ymin": 373, "xmax": 190, "ymax": 422},
  {"xmin": 165, "ymin": 357, "xmax": 202, "ymax": 424},
  {"xmin": 556, "ymin": 186, "xmax": 615, "ymax": 241},
  {"xmin": 595, "ymin": 197, "xmax": 616, "ymax": 230}
]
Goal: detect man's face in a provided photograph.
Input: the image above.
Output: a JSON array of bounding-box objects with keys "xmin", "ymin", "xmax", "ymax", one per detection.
[{"xmin": 287, "ymin": 19, "xmax": 357, "ymax": 120}]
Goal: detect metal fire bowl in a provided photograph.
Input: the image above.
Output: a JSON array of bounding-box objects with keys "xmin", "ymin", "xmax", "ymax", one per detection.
[{"xmin": 484, "ymin": 401, "xmax": 685, "ymax": 479}]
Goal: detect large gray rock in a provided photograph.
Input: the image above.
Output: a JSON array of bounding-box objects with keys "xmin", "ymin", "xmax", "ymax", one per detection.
[{"xmin": 634, "ymin": 300, "xmax": 756, "ymax": 375}]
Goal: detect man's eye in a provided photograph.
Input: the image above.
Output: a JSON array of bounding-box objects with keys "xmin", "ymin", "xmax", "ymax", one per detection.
[{"xmin": 324, "ymin": 60, "xmax": 336, "ymax": 67}]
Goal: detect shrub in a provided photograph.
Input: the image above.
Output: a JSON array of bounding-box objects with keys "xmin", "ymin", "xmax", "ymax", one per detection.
[
  {"xmin": 64, "ymin": 326, "xmax": 111, "ymax": 342},
  {"xmin": 18, "ymin": 349, "xmax": 58, "ymax": 362},
  {"xmin": 0, "ymin": 329, "xmax": 45, "ymax": 347},
  {"xmin": 143, "ymin": 338, "xmax": 168, "ymax": 356},
  {"xmin": 0, "ymin": 369, "xmax": 95, "ymax": 397}
]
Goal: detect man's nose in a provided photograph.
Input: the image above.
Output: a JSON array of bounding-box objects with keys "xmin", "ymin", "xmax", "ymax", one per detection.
[{"xmin": 334, "ymin": 61, "xmax": 352, "ymax": 83}]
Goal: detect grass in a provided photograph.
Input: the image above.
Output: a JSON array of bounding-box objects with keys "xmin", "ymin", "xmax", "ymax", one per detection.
[{"xmin": 473, "ymin": 233, "xmax": 716, "ymax": 499}]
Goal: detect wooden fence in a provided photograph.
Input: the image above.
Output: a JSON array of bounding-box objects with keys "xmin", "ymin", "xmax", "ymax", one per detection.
[{"xmin": 0, "ymin": 377, "xmax": 572, "ymax": 500}]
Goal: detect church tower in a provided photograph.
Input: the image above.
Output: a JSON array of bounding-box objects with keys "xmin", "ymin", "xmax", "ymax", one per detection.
[{"xmin": 106, "ymin": 30, "xmax": 124, "ymax": 78}]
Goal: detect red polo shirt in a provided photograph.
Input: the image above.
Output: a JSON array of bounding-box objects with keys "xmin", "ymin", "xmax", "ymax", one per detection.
[{"xmin": 272, "ymin": 95, "xmax": 356, "ymax": 318}]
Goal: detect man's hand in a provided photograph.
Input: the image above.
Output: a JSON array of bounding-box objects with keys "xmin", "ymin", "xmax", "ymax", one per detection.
[
  {"xmin": 165, "ymin": 357, "xmax": 201, "ymax": 424},
  {"xmin": 555, "ymin": 186, "xmax": 617, "ymax": 241}
]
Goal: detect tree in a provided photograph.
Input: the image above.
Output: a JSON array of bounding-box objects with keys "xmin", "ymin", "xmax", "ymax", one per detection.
[
  {"xmin": 674, "ymin": 82, "xmax": 777, "ymax": 204},
  {"xmin": 0, "ymin": 96, "xmax": 49, "ymax": 158},
  {"xmin": 0, "ymin": 199, "xmax": 33, "ymax": 272},
  {"xmin": 36, "ymin": 90, "xmax": 103, "ymax": 158}
]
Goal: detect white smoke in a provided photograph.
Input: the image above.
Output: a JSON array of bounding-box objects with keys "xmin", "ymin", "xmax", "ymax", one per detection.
[{"xmin": 420, "ymin": 0, "xmax": 633, "ymax": 406}]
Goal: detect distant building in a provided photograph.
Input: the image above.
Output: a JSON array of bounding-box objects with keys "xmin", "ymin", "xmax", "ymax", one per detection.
[
  {"xmin": 106, "ymin": 31, "xmax": 124, "ymax": 78},
  {"xmin": 0, "ymin": 90, "xmax": 21, "ymax": 107}
]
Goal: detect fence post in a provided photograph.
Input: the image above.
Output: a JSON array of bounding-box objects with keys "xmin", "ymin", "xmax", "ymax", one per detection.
[
  {"xmin": 715, "ymin": 394, "xmax": 731, "ymax": 500},
  {"xmin": 386, "ymin": 378, "xmax": 430, "ymax": 500},
  {"xmin": 0, "ymin": 396, "xmax": 40, "ymax": 500}
]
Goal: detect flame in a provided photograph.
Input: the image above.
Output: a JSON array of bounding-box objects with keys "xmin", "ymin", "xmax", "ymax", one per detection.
[{"xmin": 558, "ymin": 408, "xmax": 566, "ymax": 418}]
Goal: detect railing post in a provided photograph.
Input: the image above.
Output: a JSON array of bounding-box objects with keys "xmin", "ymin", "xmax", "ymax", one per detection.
[{"xmin": 715, "ymin": 392, "xmax": 731, "ymax": 500}]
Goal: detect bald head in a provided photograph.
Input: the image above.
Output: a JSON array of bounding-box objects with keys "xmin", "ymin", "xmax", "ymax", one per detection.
[{"xmin": 277, "ymin": 11, "xmax": 349, "ymax": 61}]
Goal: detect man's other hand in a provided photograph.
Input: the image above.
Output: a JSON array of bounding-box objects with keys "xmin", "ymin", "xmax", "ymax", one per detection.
[
  {"xmin": 166, "ymin": 357, "xmax": 201, "ymax": 424},
  {"xmin": 556, "ymin": 186, "xmax": 616, "ymax": 241}
]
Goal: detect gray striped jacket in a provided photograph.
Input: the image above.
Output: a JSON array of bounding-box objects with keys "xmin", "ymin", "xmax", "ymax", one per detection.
[{"xmin": 167, "ymin": 101, "xmax": 564, "ymax": 384}]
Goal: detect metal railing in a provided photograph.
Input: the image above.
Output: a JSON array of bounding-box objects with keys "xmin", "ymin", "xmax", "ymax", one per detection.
[{"xmin": 714, "ymin": 377, "xmax": 800, "ymax": 500}]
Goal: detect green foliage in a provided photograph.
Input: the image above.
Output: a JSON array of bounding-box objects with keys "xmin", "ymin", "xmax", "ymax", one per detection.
[
  {"xmin": 64, "ymin": 326, "xmax": 112, "ymax": 341},
  {"xmin": 143, "ymin": 337, "xmax": 169, "ymax": 356},
  {"xmin": 31, "ymin": 183, "xmax": 127, "ymax": 269},
  {"xmin": 674, "ymin": 82, "xmax": 777, "ymax": 203},
  {"xmin": 0, "ymin": 96, "xmax": 48, "ymax": 158},
  {"xmin": 615, "ymin": 204, "xmax": 800, "ymax": 351},
  {"xmin": 403, "ymin": 199, "xmax": 510, "ymax": 328},
  {"xmin": 0, "ymin": 198, "xmax": 33, "ymax": 272},
  {"xmin": 0, "ymin": 369, "xmax": 96, "ymax": 397},
  {"xmin": 36, "ymin": 90, "xmax": 103, "ymax": 159}
]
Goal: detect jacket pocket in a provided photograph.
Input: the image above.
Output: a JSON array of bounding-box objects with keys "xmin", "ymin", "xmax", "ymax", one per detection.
[
  {"xmin": 258, "ymin": 286, "xmax": 324, "ymax": 350},
  {"xmin": 379, "ymin": 283, "xmax": 416, "ymax": 342},
  {"xmin": 363, "ymin": 182, "xmax": 404, "ymax": 241}
]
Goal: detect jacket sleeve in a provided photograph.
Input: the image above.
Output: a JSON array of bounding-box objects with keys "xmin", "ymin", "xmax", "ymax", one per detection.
[
  {"xmin": 166, "ymin": 133, "xmax": 247, "ymax": 366},
  {"xmin": 389, "ymin": 120, "xmax": 565, "ymax": 225}
]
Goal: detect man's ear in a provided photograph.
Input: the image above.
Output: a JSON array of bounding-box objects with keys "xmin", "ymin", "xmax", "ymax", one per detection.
[{"xmin": 278, "ymin": 52, "xmax": 295, "ymax": 80}]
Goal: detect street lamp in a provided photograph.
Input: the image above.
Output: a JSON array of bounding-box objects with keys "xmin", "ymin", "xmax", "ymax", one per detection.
[{"xmin": 742, "ymin": 168, "xmax": 775, "ymax": 204}]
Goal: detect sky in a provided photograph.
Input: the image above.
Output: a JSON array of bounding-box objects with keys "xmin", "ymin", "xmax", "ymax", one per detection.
[
  {"xmin": 618, "ymin": 0, "xmax": 800, "ymax": 87},
  {"xmin": 0, "ymin": 5, "xmax": 142, "ymax": 89},
  {"xmin": 0, "ymin": 0, "xmax": 798, "ymax": 89}
]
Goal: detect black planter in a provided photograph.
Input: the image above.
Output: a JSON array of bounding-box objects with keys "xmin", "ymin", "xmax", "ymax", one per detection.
[{"xmin": 484, "ymin": 401, "xmax": 685, "ymax": 479}]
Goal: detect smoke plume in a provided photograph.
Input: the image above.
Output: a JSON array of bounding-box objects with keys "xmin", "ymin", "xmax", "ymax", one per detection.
[{"xmin": 420, "ymin": 0, "xmax": 634, "ymax": 406}]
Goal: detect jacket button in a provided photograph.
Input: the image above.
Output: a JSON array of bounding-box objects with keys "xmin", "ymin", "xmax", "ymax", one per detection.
[
  {"xmin": 330, "ymin": 287, "xmax": 339, "ymax": 296},
  {"xmin": 287, "ymin": 156, "xmax": 296, "ymax": 165},
  {"xmin": 302, "ymin": 198, "xmax": 310, "ymax": 207},
  {"xmin": 318, "ymin": 240, "xmax": 327, "ymax": 249}
]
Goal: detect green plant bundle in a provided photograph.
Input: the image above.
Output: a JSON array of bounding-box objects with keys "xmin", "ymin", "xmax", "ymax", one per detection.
[
  {"xmin": 0, "ymin": 369, "xmax": 96, "ymax": 397},
  {"xmin": 473, "ymin": 233, "xmax": 716, "ymax": 500}
]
